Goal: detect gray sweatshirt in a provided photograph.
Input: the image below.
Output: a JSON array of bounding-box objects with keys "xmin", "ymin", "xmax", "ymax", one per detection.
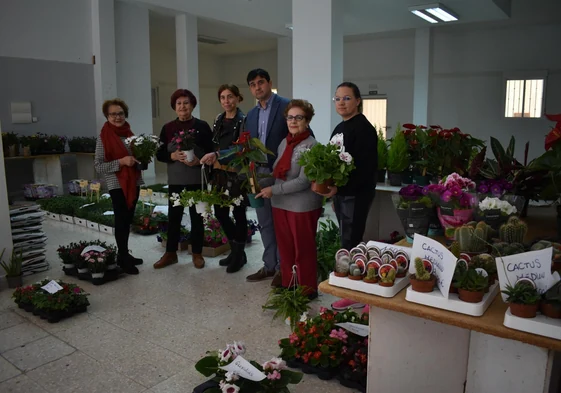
[{"xmin": 261, "ymin": 136, "xmax": 323, "ymax": 213}]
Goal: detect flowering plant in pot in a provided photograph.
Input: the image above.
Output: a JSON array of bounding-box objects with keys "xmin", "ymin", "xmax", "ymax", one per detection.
[
  {"xmin": 172, "ymin": 129, "xmax": 197, "ymax": 162},
  {"xmin": 193, "ymin": 342, "xmax": 303, "ymax": 393},
  {"xmin": 541, "ymin": 281, "xmax": 561, "ymax": 319},
  {"xmin": 386, "ymin": 128, "xmax": 410, "ymax": 186},
  {"xmin": 124, "ymin": 134, "xmax": 161, "ymax": 170},
  {"xmin": 476, "ymin": 197, "xmax": 517, "ymax": 230},
  {"xmin": 57, "ymin": 242, "xmax": 84, "ymax": 276},
  {"xmin": 247, "ymin": 219, "xmax": 259, "ymax": 243},
  {"xmin": 410, "ymin": 257, "xmax": 436, "ymax": 292},
  {"xmin": 377, "ymin": 130, "xmax": 388, "ymax": 183},
  {"xmin": 432, "ymin": 126, "xmax": 484, "ymax": 178},
  {"xmin": 502, "ymin": 280, "xmax": 541, "ymax": 318},
  {"xmin": 2, "ymin": 131, "xmax": 19, "ymax": 157},
  {"xmin": 298, "ymin": 133, "xmax": 356, "ymax": 194},
  {"xmin": 157, "ymin": 225, "xmax": 190, "ymax": 249},
  {"xmin": 83, "ymin": 250, "xmax": 107, "ymax": 285},
  {"xmin": 0, "ymin": 248, "xmax": 23, "ymax": 289},
  {"xmin": 68, "ymin": 136, "xmax": 96, "ymax": 153},
  {"xmin": 393, "ymin": 184, "xmax": 433, "ymax": 242},
  {"xmin": 170, "ymin": 188, "xmax": 243, "ymax": 216},
  {"xmin": 402, "ymin": 124, "xmax": 441, "ymax": 185},
  {"xmin": 454, "ymin": 267, "xmax": 488, "ymax": 303},
  {"xmin": 202, "ymin": 215, "xmax": 228, "ymax": 248}
]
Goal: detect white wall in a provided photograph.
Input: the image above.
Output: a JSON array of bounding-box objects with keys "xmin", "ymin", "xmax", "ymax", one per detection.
[{"xmin": 0, "ymin": 0, "xmax": 92, "ymax": 63}]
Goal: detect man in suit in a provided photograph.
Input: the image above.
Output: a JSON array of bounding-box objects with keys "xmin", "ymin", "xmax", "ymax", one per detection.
[{"xmin": 244, "ymin": 68, "xmax": 289, "ymax": 287}]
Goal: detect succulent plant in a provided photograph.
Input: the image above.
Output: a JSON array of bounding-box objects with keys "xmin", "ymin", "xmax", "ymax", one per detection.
[
  {"xmin": 366, "ymin": 266, "xmax": 377, "ymax": 280},
  {"xmin": 531, "ymin": 240, "xmax": 561, "ymax": 263},
  {"xmin": 455, "ymin": 268, "xmax": 488, "ymax": 292},
  {"xmin": 450, "ymin": 241, "xmax": 461, "ymax": 258},
  {"xmin": 380, "ymin": 268, "xmax": 396, "ymax": 284},
  {"xmin": 501, "ymin": 282, "xmax": 540, "ymax": 305},
  {"xmin": 349, "ymin": 263, "xmax": 361, "ymax": 277},
  {"xmin": 543, "ymin": 281, "xmax": 561, "ymax": 304},
  {"xmin": 471, "ymin": 254, "xmax": 497, "ymax": 275},
  {"xmin": 454, "ymin": 221, "xmax": 492, "ymax": 253},
  {"xmin": 414, "ymin": 257, "xmax": 431, "ymax": 281},
  {"xmin": 335, "ymin": 257, "xmax": 350, "ymax": 275},
  {"xmin": 491, "ymin": 242, "xmax": 526, "ymax": 257},
  {"xmin": 499, "ymin": 216, "xmax": 527, "ymax": 244}
]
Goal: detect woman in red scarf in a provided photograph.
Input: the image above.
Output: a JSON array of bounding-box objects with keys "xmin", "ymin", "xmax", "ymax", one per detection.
[
  {"xmin": 94, "ymin": 98, "xmax": 143, "ymax": 275},
  {"xmin": 255, "ymin": 99, "xmax": 323, "ymax": 298}
]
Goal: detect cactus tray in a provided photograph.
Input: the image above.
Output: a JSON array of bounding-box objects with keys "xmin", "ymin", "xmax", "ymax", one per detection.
[
  {"xmin": 503, "ymin": 309, "xmax": 561, "ymax": 340},
  {"xmin": 328, "ymin": 272, "xmax": 410, "ymax": 298},
  {"xmin": 405, "ymin": 282, "xmax": 500, "ymax": 316}
]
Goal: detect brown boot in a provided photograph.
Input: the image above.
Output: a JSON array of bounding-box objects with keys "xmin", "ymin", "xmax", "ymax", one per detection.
[
  {"xmin": 271, "ymin": 271, "xmax": 283, "ymax": 288},
  {"xmin": 193, "ymin": 253, "xmax": 205, "ymax": 269},
  {"xmin": 153, "ymin": 252, "xmax": 178, "ymax": 269}
]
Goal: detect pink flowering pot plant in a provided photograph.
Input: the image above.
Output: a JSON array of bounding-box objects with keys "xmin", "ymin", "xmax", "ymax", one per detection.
[
  {"xmin": 424, "ymin": 173, "xmax": 477, "ymax": 240},
  {"xmin": 193, "ymin": 341, "xmax": 303, "ymax": 393}
]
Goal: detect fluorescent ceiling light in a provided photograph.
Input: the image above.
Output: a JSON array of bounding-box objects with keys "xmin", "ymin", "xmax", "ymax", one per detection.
[
  {"xmin": 411, "ymin": 10, "xmax": 438, "ymax": 24},
  {"xmin": 426, "ymin": 7, "xmax": 458, "ymax": 22}
]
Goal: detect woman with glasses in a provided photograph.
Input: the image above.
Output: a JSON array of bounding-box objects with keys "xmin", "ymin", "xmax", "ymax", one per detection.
[
  {"xmin": 153, "ymin": 89, "xmax": 214, "ymax": 270},
  {"xmin": 255, "ymin": 99, "xmax": 323, "ymax": 299},
  {"xmin": 200, "ymin": 84, "xmax": 248, "ymax": 274},
  {"xmin": 320, "ymin": 82, "xmax": 378, "ymax": 312},
  {"xmin": 94, "ymin": 98, "xmax": 143, "ymax": 275}
]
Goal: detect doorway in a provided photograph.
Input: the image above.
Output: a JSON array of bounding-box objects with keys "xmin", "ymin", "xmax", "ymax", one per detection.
[{"xmin": 363, "ymin": 97, "xmax": 388, "ymax": 137}]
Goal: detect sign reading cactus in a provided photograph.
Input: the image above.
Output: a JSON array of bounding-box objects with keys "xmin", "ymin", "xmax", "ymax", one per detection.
[{"xmin": 499, "ymin": 216, "xmax": 528, "ymax": 244}]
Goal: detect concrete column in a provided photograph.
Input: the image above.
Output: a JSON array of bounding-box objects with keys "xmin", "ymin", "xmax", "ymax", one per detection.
[
  {"xmin": 115, "ymin": 2, "xmax": 155, "ymax": 184},
  {"xmin": 277, "ymin": 37, "xmax": 293, "ymax": 98},
  {"xmin": 0, "ymin": 122, "xmax": 13, "ymax": 262},
  {"xmin": 175, "ymin": 13, "xmax": 200, "ymax": 118},
  {"xmin": 413, "ymin": 27, "xmax": 431, "ymax": 125},
  {"xmin": 91, "ymin": 0, "xmax": 117, "ymax": 133},
  {"xmin": 292, "ymin": 0, "xmax": 343, "ymax": 144}
]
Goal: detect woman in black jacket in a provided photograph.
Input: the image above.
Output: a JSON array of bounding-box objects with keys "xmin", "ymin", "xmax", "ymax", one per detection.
[
  {"xmin": 200, "ymin": 84, "xmax": 248, "ymax": 273},
  {"xmin": 153, "ymin": 89, "xmax": 214, "ymax": 270}
]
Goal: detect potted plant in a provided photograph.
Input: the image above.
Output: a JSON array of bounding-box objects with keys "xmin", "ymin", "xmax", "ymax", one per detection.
[
  {"xmin": 363, "ymin": 265, "xmax": 378, "ymax": 284},
  {"xmin": 377, "ymin": 130, "xmax": 388, "ymax": 183},
  {"xmin": 541, "ymin": 281, "xmax": 561, "ymax": 319},
  {"xmin": 83, "ymin": 250, "xmax": 107, "ymax": 285},
  {"xmin": 378, "ymin": 265, "xmax": 396, "ymax": 287},
  {"xmin": 450, "ymin": 221, "xmax": 493, "ymax": 256},
  {"xmin": 450, "ymin": 259, "xmax": 468, "ymax": 294},
  {"xmin": 0, "ymin": 249, "xmax": 23, "ymax": 288},
  {"xmin": 221, "ymin": 131, "xmax": 275, "ymax": 208},
  {"xmin": 316, "ymin": 218, "xmax": 341, "ymax": 281},
  {"xmin": 170, "ymin": 129, "xmax": 197, "ymax": 162},
  {"xmin": 498, "ymin": 216, "xmax": 527, "ymax": 244},
  {"xmin": 68, "ymin": 136, "xmax": 96, "ymax": 153},
  {"xmin": 169, "ymin": 188, "xmax": 241, "ymax": 216},
  {"xmin": 410, "ymin": 257, "xmax": 436, "ymax": 292},
  {"xmin": 455, "ymin": 268, "xmax": 488, "ymax": 303},
  {"xmin": 124, "ymin": 134, "xmax": 161, "ymax": 170},
  {"xmin": 470, "ymin": 253, "xmax": 497, "ymax": 285},
  {"xmin": 247, "ymin": 219, "xmax": 259, "ymax": 243},
  {"xmin": 348, "ymin": 263, "xmax": 363, "ymax": 280},
  {"xmin": 157, "ymin": 225, "xmax": 190, "ymax": 250},
  {"xmin": 386, "ymin": 127, "xmax": 410, "ymax": 186},
  {"xmin": 298, "ymin": 133, "xmax": 356, "ymax": 194},
  {"xmin": 393, "ymin": 184, "xmax": 433, "ymax": 242},
  {"xmin": 476, "ymin": 196, "xmax": 518, "ymax": 230},
  {"xmin": 502, "ymin": 280, "xmax": 541, "ymax": 318},
  {"xmin": 262, "ymin": 286, "xmax": 311, "ymax": 331},
  {"xmin": 2, "ymin": 131, "xmax": 19, "ymax": 157}
]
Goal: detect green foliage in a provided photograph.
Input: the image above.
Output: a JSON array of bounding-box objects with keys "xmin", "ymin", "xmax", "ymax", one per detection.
[
  {"xmin": 262, "ymin": 286, "xmax": 311, "ymax": 331},
  {"xmin": 491, "ymin": 241, "xmax": 526, "ymax": 257},
  {"xmin": 127, "ymin": 134, "xmax": 160, "ymax": 164},
  {"xmin": 316, "ymin": 218, "xmax": 340, "ymax": 281},
  {"xmin": 544, "ymin": 281, "xmax": 561, "ymax": 304},
  {"xmin": 454, "ymin": 221, "xmax": 492, "ymax": 253},
  {"xmin": 377, "ymin": 130, "xmax": 388, "ymax": 169},
  {"xmin": 455, "ymin": 268, "xmax": 488, "ymax": 292},
  {"xmin": 499, "ymin": 216, "xmax": 528, "ymax": 244},
  {"xmin": 298, "ymin": 143, "xmax": 356, "ymax": 187},
  {"xmin": 398, "ymin": 195, "xmax": 433, "ymax": 209},
  {"xmin": 502, "ymin": 282, "xmax": 540, "ymax": 305},
  {"xmin": 1, "ymin": 131, "xmax": 19, "ymax": 146},
  {"xmin": 38, "ymin": 195, "xmax": 90, "ymax": 216},
  {"xmin": 414, "ymin": 257, "xmax": 431, "ymax": 281},
  {"xmin": 366, "ymin": 266, "xmax": 377, "ymax": 280},
  {"xmin": 470, "ymin": 254, "xmax": 497, "ymax": 275},
  {"xmin": 68, "ymin": 137, "xmax": 96, "ymax": 153},
  {"xmin": 450, "ymin": 241, "xmax": 461, "ymax": 258},
  {"xmin": 387, "ymin": 128, "xmax": 409, "ymax": 172},
  {"xmin": 0, "ymin": 249, "xmax": 22, "ymax": 277}
]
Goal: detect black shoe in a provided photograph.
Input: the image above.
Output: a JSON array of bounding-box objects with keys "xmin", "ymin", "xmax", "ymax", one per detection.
[
  {"xmin": 118, "ymin": 256, "xmax": 139, "ymax": 275},
  {"xmin": 226, "ymin": 242, "xmax": 245, "ymax": 274},
  {"xmin": 128, "ymin": 254, "xmax": 143, "ymax": 265},
  {"xmin": 219, "ymin": 242, "xmax": 234, "ymax": 267}
]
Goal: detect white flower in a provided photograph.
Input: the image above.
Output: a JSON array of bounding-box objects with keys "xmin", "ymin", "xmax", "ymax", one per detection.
[
  {"xmin": 339, "ymin": 152, "xmax": 353, "ymax": 164},
  {"xmin": 173, "ymin": 199, "xmax": 182, "ymax": 207},
  {"xmin": 225, "ymin": 371, "xmax": 239, "ymax": 382},
  {"xmin": 299, "ymin": 312, "xmax": 308, "ymax": 322},
  {"xmin": 224, "ymin": 189, "xmax": 230, "ymax": 196},
  {"xmin": 231, "ymin": 341, "xmax": 245, "ymax": 355},
  {"xmin": 219, "ymin": 347, "xmax": 233, "ymax": 362},
  {"xmin": 220, "ymin": 383, "xmax": 240, "ymax": 393},
  {"xmin": 262, "ymin": 357, "xmax": 287, "ymax": 371},
  {"xmin": 330, "ymin": 133, "xmax": 344, "ymax": 148}
]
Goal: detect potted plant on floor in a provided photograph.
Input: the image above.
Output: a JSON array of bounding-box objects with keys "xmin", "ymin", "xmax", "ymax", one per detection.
[
  {"xmin": 410, "ymin": 257, "xmax": 436, "ymax": 292},
  {"xmin": 455, "ymin": 267, "xmax": 488, "ymax": 303},
  {"xmin": 0, "ymin": 248, "xmax": 23, "ymax": 288},
  {"xmin": 377, "ymin": 130, "xmax": 388, "ymax": 183},
  {"xmin": 83, "ymin": 249, "xmax": 107, "ymax": 285},
  {"xmin": 386, "ymin": 127, "xmax": 410, "ymax": 186},
  {"xmin": 541, "ymin": 281, "xmax": 561, "ymax": 319},
  {"xmin": 316, "ymin": 218, "xmax": 341, "ymax": 281},
  {"xmin": 297, "ymin": 133, "xmax": 356, "ymax": 194},
  {"xmin": 502, "ymin": 280, "xmax": 541, "ymax": 318},
  {"xmin": 125, "ymin": 134, "xmax": 161, "ymax": 170}
]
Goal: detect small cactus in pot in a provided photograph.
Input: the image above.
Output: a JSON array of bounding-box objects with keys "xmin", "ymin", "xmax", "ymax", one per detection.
[
  {"xmin": 410, "ymin": 257, "xmax": 436, "ymax": 293},
  {"xmin": 499, "ymin": 216, "xmax": 527, "ymax": 244},
  {"xmin": 363, "ymin": 266, "xmax": 378, "ymax": 284},
  {"xmin": 348, "ymin": 263, "xmax": 363, "ymax": 280},
  {"xmin": 454, "ymin": 221, "xmax": 493, "ymax": 254}
]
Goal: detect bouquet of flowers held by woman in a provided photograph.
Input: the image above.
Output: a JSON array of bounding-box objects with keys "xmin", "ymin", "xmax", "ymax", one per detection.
[
  {"xmin": 172, "ymin": 129, "xmax": 197, "ymax": 162},
  {"xmin": 125, "ymin": 134, "xmax": 161, "ymax": 170},
  {"xmin": 423, "ymin": 172, "xmax": 477, "ymax": 240},
  {"xmin": 298, "ymin": 133, "xmax": 356, "ymax": 194},
  {"xmin": 194, "ymin": 341, "xmax": 303, "ymax": 393}
]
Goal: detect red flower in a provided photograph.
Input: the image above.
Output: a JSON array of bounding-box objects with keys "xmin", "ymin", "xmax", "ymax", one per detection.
[
  {"xmin": 233, "ymin": 131, "xmax": 250, "ymax": 145},
  {"xmin": 428, "ymin": 130, "xmax": 437, "ymax": 137},
  {"xmin": 313, "ymin": 351, "xmax": 322, "ymax": 360},
  {"xmin": 430, "ymin": 125, "xmax": 442, "ymax": 129},
  {"xmin": 450, "ymin": 127, "xmax": 461, "ymax": 133},
  {"xmin": 249, "ymin": 161, "xmax": 255, "ymax": 172},
  {"xmin": 403, "ymin": 123, "xmax": 416, "ymax": 130},
  {"xmin": 419, "ymin": 125, "xmax": 427, "ymax": 129}
]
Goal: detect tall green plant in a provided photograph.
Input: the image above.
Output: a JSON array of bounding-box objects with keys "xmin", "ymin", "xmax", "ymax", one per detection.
[
  {"xmin": 0, "ymin": 249, "xmax": 23, "ymax": 277},
  {"xmin": 377, "ymin": 130, "xmax": 388, "ymax": 170},
  {"xmin": 387, "ymin": 126, "xmax": 409, "ymax": 173},
  {"xmin": 316, "ymin": 218, "xmax": 341, "ymax": 281}
]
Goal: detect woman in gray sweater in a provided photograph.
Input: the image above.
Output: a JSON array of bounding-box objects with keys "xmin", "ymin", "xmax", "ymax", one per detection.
[{"xmin": 256, "ymin": 99, "xmax": 323, "ymax": 299}]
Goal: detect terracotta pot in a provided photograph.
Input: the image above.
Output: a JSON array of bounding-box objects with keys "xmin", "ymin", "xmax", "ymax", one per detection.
[
  {"xmin": 410, "ymin": 275, "xmax": 436, "ymax": 293},
  {"xmin": 396, "ymin": 271, "xmax": 407, "ymax": 278},
  {"xmin": 348, "ymin": 274, "xmax": 363, "ymax": 281},
  {"xmin": 363, "ymin": 277, "xmax": 378, "ymax": 284},
  {"xmin": 458, "ymin": 288, "xmax": 484, "ymax": 303},
  {"xmin": 311, "ymin": 180, "xmax": 333, "ymax": 194},
  {"xmin": 449, "ymin": 284, "xmax": 459, "ymax": 294},
  {"xmin": 510, "ymin": 302, "xmax": 539, "ymax": 318},
  {"xmin": 23, "ymin": 146, "xmax": 31, "ymax": 157},
  {"xmin": 540, "ymin": 302, "xmax": 561, "ymax": 319},
  {"xmin": 334, "ymin": 271, "xmax": 348, "ymax": 278},
  {"xmin": 379, "ymin": 281, "xmax": 395, "ymax": 287}
]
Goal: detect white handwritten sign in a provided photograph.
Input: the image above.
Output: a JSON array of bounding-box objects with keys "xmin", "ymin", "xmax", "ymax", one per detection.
[
  {"xmin": 220, "ymin": 356, "xmax": 266, "ymax": 381},
  {"xmin": 336, "ymin": 322, "xmax": 369, "ymax": 337},
  {"xmin": 81, "ymin": 245, "xmax": 106, "ymax": 255},
  {"xmin": 496, "ymin": 248, "xmax": 559, "ymax": 301},
  {"xmin": 410, "ymin": 234, "xmax": 457, "ymax": 298},
  {"xmin": 41, "ymin": 280, "xmax": 63, "ymax": 294}
]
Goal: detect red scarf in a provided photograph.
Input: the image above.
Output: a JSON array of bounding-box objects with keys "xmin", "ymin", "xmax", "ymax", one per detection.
[
  {"xmin": 273, "ymin": 130, "xmax": 311, "ymax": 180},
  {"xmin": 100, "ymin": 121, "xmax": 139, "ymax": 208}
]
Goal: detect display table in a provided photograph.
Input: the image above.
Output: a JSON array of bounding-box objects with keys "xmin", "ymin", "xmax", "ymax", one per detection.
[{"xmin": 319, "ymin": 240, "xmax": 561, "ymax": 393}]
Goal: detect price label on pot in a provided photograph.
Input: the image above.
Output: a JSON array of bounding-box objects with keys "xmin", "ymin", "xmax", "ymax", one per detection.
[
  {"xmin": 41, "ymin": 280, "xmax": 63, "ymax": 294},
  {"xmin": 220, "ymin": 356, "xmax": 266, "ymax": 381},
  {"xmin": 336, "ymin": 322, "xmax": 369, "ymax": 337},
  {"xmin": 410, "ymin": 234, "xmax": 457, "ymax": 298},
  {"xmin": 139, "ymin": 189, "xmax": 148, "ymax": 197},
  {"xmin": 79, "ymin": 180, "xmax": 88, "ymax": 188},
  {"xmin": 90, "ymin": 183, "xmax": 100, "ymax": 191},
  {"xmin": 496, "ymin": 247, "xmax": 559, "ymax": 301},
  {"xmin": 146, "ymin": 188, "xmax": 153, "ymax": 196}
]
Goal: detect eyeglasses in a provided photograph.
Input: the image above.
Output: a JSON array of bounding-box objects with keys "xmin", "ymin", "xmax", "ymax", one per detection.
[
  {"xmin": 286, "ymin": 115, "xmax": 306, "ymax": 122},
  {"xmin": 332, "ymin": 96, "xmax": 353, "ymax": 102},
  {"xmin": 108, "ymin": 112, "xmax": 125, "ymax": 118}
]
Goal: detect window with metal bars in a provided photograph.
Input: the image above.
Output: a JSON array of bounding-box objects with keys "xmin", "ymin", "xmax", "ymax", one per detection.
[{"xmin": 504, "ymin": 79, "xmax": 545, "ymax": 118}]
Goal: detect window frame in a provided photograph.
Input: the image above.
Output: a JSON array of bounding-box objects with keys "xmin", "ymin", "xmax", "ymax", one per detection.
[{"xmin": 503, "ymin": 71, "xmax": 547, "ymax": 119}]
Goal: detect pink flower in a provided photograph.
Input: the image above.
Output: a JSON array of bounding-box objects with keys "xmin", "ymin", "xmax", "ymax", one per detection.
[
  {"xmin": 329, "ymin": 328, "xmax": 348, "ymax": 342},
  {"xmin": 289, "ymin": 332, "xmax": 299, "ymax": 344},
  {"xmin": 267, "ymin": 370, "xmax": 282, "ymax": 380},
  {"xmin": 180, "ymin": 131, "xmax": 185, "ymax": 135},
  {"xmin": 222, "ymin": 237, "xmax": 228, "ymax": 244},
  {"xmin": 450, "ymin": 186, "xmax": 462, "ymax": 197},
  {"xmin": 319, "ymin": 306, "xmax": 328, "ymax": 315},
  {"xmin": 441, "ymin": 190, "xmax": 452, "ymax": 202}
]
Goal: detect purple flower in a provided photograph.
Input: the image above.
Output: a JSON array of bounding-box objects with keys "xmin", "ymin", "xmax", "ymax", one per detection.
[
  {"xmin": 478, "ymin": 184, "xmax": 489, "ymax": 194},
  {"xmin": 504, "ymin": 181, "xmax": 514, "ymax": 191},
  {"xmin": 490, "ymin": 184, "xmax": 502, "ymax": 196},
  {"xmin": 399, "ymin": 185, "xmax": 424, "ymax": 200},
  {"xmin": 73, "ymin": 287, "xmax": 81, "ymax": 294},
  {"xmin": 441, "ymin": 190, "xmax": 453, "ymax": 202},
  {"xmin": 450, "ymin": 186, "xmax": 462, "ymax": 197},
  {"xmin": 459, "ymin": 193, "xmax": 475, "ymax": 207}
]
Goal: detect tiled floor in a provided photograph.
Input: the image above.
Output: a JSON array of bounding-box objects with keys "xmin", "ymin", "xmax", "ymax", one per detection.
[{"xmin": 0, "ymin": 207, "xmax": 352, "ymax": 393}]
